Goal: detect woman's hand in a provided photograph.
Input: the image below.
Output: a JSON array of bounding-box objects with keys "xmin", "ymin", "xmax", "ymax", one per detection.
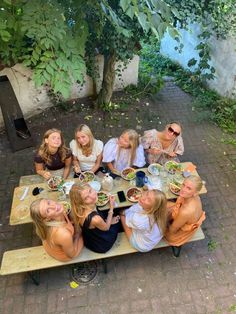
[
  {"xmin": 167, "ymin": 151, "xmax": 177, "ymax": 157},
  {"xmin": 73, "ymin": 165, "xmax": 81, "ymax": 174},
  {"xmin": 109, "ymin": 195, "xmax": 115, "ymax": 208},
  {"xmin": 43, "ymin": 171, "xmax": 51, "ymax": 180}
]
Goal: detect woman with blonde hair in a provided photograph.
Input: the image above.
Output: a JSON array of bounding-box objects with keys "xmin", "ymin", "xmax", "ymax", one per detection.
[
  {"xmin": 165, "ymin": 175, "xmax": 205, "ymax": 247},
  {"xmin": 120, "ymin": 189, "xmax": 167, "ymax": 252},
  {"xmin": 102, "ymin": 129, "xmax": 145, "ymax": 176},
  {"xmin": 34, "ymin": 128, "xmax": 72, "ymax": 180},
  {"xmin": 30, "ymin": 198, "xmax": 83, "ymax": 261},
  {"xmin": 141, "ymin": 122, "xmax": 184, "ymax": 165},
  {"xmin": 69, "ymin": 183, "xmax": 120, "ymax": 253},
  {"xmin": 69, "ymin": 124, "xmax": 103, "ymax": 177}
]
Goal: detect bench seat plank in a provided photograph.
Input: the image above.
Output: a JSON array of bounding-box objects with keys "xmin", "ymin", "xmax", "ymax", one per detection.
[{"xmin": 0, "ymin": 228, "xmax": 205, "ymax": 276}]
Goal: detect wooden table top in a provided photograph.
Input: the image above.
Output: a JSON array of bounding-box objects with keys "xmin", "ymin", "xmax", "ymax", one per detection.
[{"xmin": 9, "ymin": 162, "xmax": 207, "ymax": 225}]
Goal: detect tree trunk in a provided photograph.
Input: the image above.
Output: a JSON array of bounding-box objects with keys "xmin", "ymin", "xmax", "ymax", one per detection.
[{"xmin": 97, "ymin": 50, "xmax": 116, "ymax": 107}]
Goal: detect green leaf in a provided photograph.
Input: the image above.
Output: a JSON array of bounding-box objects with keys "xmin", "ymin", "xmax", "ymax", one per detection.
[
  {"xmin": 120, "ymin": 0, "xmax": 129, "ymax": 12},
  {"xmin": 125, "ymin": 6, "xmax": 135, "ymax": 19},
  {"xmin": 0, "ymin": 30, "xmax": 11, "ymax": 42}
]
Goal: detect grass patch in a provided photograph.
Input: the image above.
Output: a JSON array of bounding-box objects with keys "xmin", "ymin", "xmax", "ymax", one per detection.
[{"xmin": 207, "ymin": 239, "xmax": 218, "ymax": 252}]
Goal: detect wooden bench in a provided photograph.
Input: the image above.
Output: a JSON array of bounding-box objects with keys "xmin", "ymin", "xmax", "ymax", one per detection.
[{"xmin": 0, "ymin": 228, "xmax": 205, "ymax": 285}]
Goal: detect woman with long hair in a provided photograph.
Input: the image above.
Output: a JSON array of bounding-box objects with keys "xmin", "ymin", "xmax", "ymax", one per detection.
[
  {"xmin": 102, "ymin": 129, "xmax": 145, "ymax": 176},
  {"xmin": 69, "ymin": 183, "xmax": 120, "ymax": 253},
  {"xmin": 120, "ymin": 189, "xmax": 167, "ymax": 252},
  {"xmin": 30, "ymin": 198, "xmax": 83, "ymax": 261},
  {"xmin": 141, "ymin": 122, "xmax": 184, "ymax": 165},
  {"xmin": 69, "ymin": 124, "xmax": 103, "ymax": 177},
  {"xmin": 164, "ymin": 175, "xmax": 205, "ymax": 246},
  {"xmin": 34, "ymin": 128, "xmax": 72, "ymax": 180}
]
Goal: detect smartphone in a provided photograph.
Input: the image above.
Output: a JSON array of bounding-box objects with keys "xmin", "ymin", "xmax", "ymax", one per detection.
[{"xmin": 117, "ymin": 191, "xmax": 126, "ymax": 203}]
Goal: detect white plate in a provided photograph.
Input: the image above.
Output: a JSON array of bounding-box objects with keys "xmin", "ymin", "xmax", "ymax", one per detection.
[
  {"xmin": 148, "ymin": 163, "xmax": 162, "ymax": 175},
  {"xmin": 89, "ymin": 181, "xmax": 101, "ymax": 192}
]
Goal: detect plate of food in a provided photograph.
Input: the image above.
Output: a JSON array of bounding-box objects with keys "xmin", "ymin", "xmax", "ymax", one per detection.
[
  {"xmin": 60, "ymin": 201, "xmax": 71, "ymax": 215},
  {"xmin": 148, "ymin": 163, "xmax": 162, "ymax": 175},
  {"xmin": 121, "ymin": 167, "xmax": 136, "ymax": 181},
  {"xmin": 79, "ymin": 171, "xmax": 95, "ymax": 183},
  {"xmin": 165, "ymin": 161, "xmax": 182, "ymax": 175},
  {"xmin": 47, "ymin": 176, "xmax": 64, "ymax": 191},
  {"xmin": 126, "ymin": 187, "xmax": 142, "ymax": 202},
  {"xmin": 169, "ymin": 180, "xmax": 182, "ymax": 195},
  {"xmin": 96, "ymin": 191, "xmax": 109, "ymax": 207}
]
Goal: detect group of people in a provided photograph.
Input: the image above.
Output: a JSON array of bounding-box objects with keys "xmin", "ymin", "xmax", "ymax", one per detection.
[{"xmin": 30, "ymin": 122, "xmax": 205, "ymax": 262}]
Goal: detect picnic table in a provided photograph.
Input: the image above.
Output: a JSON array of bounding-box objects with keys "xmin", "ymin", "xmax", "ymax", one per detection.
[{"xmin": 9, "ymin": 162, "xmax": 207, "ymax": 226}]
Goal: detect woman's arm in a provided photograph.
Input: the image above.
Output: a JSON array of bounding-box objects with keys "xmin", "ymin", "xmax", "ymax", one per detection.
[
  {"xmin": 63, "ymin": 156, "xmax": 72, "ymax": 179},
  {"xmin": 91, "ymin": 153, "xmax": 103, "ymax": 173},
  {"xmin": 168, "ymin": 210, "xmax": 189, "ymax": 234},
  {"xmin": 91, "ymin": 196, "xmax": 118, "ymax": 231},
  {"xmin": 106, "ymin": 162, "xmax": 120, "ymax": 176},
  {"xmin": 54, "ymin": 229, "xmax": 84, "ymax": 259},
  {"xmin": 72, "ymin": 155, "xmax": 81, "ymax": 174},
  {"xmin": 35, "ymin": 162, "xmax": 51, "ymax": 180}
]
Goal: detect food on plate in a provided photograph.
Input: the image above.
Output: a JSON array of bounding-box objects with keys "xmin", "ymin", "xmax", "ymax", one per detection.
[
  {"xmin": 126, "ymin": 187, "xmax": 142, "ymax": 202},
  {"xmin": 47, "ymin": 176, "xmax": 64, "ymax": 190},
  {"xmin": 121, "ymin": 168, "xmax": 136, "ymax": 180},
  {"xmin": 60, "ymin": 201, "xmax": 71, "ymax": 214},
  {"xmin": 169, "ymin": 180, "xmax": 182, "ymax": 195},
  {"xmin": 148, "ymin": 163, "xmax": 162, "ymax": 175},
  {"xmin": 165, "ymin": 161, "xmax": 182, "ymax": 174},
  {"xmin": 79, "ymin": 171, "xmax": 95, "ymax": 183},
  {"xmin": 96, "ymin": 191, "xmax": 109, "ymax": 207}
]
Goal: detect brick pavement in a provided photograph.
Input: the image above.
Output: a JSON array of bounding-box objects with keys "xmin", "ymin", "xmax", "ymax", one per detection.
[{"xmin": 0, "ymin": 82, "xmax": 236, "ymax": 313}]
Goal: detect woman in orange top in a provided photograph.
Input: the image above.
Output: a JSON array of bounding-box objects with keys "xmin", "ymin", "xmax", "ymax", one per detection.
[
  {"xmin": 165, "ymin": 175, "xmax": 205, "ymax": 247},
  {"xmin": 30, "ymin": 198, "xmax": 83, "ymax": 262}
]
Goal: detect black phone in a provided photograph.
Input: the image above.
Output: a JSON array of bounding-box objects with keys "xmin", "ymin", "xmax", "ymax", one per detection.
[{"xmin": 117, "ymin": 191, "xmax": 126, "ymax": 203}]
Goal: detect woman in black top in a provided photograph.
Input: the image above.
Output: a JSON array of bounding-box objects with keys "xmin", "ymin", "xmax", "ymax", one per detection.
[
  {"xmin": 70, "ymin": 183, "xmax": 120, "ymax": 253},
  {"xmin": 34, "ymin": 128, "xmax": 72, "ymax": 180}
]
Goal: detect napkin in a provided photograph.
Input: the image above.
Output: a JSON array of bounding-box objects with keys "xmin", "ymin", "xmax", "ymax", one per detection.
[{"xmin": 184, "ymin": 164, "xmax": 196, "ymax": 173}]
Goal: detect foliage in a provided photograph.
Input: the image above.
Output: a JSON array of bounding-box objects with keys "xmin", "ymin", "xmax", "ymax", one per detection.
[
  {"xmin": 164, "ymin": 0, "xmax": 236, "ymax": 81},
  {"xmin": 136, "ymin": 41, "xmax": 236, "ymax": 133},
  {"xmin": 207, "ymin": 239, "xmax": 218, "ymax": 252},
  {"xmin": 229, "ymin": 304, "xmax": 236, "ymax": 312},
  {"xmin": 0, "ymin": 0, "xmax": 179, "ymax": 102}
]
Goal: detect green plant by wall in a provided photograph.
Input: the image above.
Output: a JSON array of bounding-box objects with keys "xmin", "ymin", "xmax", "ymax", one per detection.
[{"xmin": 137, "ymin": 41, "xmax": 236, "ymax": 133}]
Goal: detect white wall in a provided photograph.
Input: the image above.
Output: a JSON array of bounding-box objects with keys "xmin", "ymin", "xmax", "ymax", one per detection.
[
  {"xmin": 160, "ymin": 23, "xmax": 236, "ymax": 99},
  {"xmin": 0, "ymin": 55, "xmax": 139, "ymax": 129}
]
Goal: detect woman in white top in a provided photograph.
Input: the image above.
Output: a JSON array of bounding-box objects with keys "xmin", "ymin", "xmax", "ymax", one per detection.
[
  {"xmin": 120, "ymin": 189, "xmax": 167, "ymax": 252},
  {"xmin": 102, "ymin": 129, "xmax": 145, "ymax": 176},
  {"xmin": 70, "ymin": 124, "xmax": 103, "ymax": 177}
]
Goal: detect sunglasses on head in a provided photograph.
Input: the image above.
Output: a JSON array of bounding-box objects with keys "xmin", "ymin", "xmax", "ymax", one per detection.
[{"xmin": 168, "ymin": 126, "xmax": 180, "ymax": 136}]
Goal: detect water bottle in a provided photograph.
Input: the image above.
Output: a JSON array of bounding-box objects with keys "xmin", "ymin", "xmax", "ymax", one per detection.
[{"xmin": 101, "ymin": 173, "xmax": 114, "ymax": 192}]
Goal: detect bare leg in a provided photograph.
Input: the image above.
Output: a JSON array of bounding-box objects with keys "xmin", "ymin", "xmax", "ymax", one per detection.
[{"xmin": 120, "ymin": 215, "xmax": 132, "ymax": 240}]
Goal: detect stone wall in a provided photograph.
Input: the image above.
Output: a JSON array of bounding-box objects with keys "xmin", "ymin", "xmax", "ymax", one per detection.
[
  {"xmin": 160, "ymin": 23, "xmax": 236, "ymax": 99},
  {"xmin": 0, "ymin": 55, "xmax": 139, "ymax": 129}
]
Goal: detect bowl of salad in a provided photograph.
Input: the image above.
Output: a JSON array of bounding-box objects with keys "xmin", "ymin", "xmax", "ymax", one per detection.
[
  {"xmin": 121, "ymin": 167, "xmax": 136, "ymax": 181},
  {"xmin": 164, "ymin": 161, "xmax": 182, "ymax": 175}
]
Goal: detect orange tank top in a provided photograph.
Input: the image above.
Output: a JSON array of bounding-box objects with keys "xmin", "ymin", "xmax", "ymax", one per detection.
[
  {"xmin": 42, "ymin": 214, "xmax": 76, "ymax": 262},
  {"xmin": 165, "ymin": 196, "xmax": 206, "ymax": 246}
]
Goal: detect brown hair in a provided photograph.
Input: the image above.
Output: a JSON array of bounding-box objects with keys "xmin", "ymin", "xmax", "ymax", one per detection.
[
  {"xmin": 145, "ymin": 190, "xmax": 167, "ymax": 234},
  {"xmin": 69, "ymin": 183, "xmax": 91, "ymax": 226},
  {"xmin": 38, "ymin": 128, "xmax": 70, "ymax": 166},
  {"xmin": 74, "ymin": 124, "xmax": 94, "ymax": 156},
  {"xmin": 117, "ymin": 129, "xmax": 140, "ymax": 166}
]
